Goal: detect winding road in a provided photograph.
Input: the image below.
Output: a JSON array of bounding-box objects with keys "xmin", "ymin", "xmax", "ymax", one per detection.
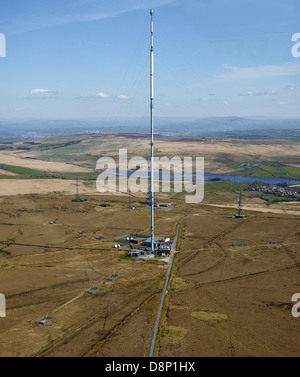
[{"xmin": 147, "ymin": 214, "xmax": 190, "ymax": 357}]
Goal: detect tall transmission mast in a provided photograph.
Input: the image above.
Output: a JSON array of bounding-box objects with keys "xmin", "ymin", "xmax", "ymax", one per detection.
[
  {"xmin": 150, "ymin": 9, "xmax": 155, "ymax": 253},
  {"xmin": 238, "ymin": 189, "xmax": 244, "ymax": 217},
  {"xmin": 76, "ymin": 176, "xmax": 80, "ymax": 201}
]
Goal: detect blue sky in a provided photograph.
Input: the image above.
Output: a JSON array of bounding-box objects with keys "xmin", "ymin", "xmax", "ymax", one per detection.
[{"xmin": 0, "ymin": 0, "xmax": 299, "ymax": 120}]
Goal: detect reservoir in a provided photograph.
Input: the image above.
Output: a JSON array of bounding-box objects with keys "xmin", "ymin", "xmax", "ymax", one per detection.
[
  {"xmin": 115, "ymin": 169, "xmax": 300, "ymax": 185},
  {"xmin": 204, "ymin": 173, "xmax": 300, "ymax": 185}
]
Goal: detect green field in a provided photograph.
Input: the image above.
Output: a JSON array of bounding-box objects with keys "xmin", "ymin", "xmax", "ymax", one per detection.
[
  {"xmin": 229, "ymin": 161, "xmax": 300, "ymax": 180},
  {"xmin": 0, "ymin": 163, "xmax": 98, "ymax": 180}
]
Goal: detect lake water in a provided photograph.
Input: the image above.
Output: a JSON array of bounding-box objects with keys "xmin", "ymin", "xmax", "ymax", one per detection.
[
  {"xmin": 204, "ymin": 173, "xmax": 300, "ymax": 185},
  {"xmin": 115, "ymin": 169, "xmax": 300, "ymax": 185}
]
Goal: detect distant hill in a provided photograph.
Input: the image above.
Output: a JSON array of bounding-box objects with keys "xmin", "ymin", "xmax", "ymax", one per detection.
[
  {"xmin": 159, "ymin": 117, "xmax": 300, "ymax": 138},
  {"xmin": 0, "ymin": 116, "xmax": 300, "ymax": 139},
  {"xmin": 168, "ymin": 116, "xmax": 300, "ymax": 132}
]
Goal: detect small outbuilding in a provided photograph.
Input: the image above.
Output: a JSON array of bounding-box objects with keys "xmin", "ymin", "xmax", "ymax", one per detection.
[
  {"xmin": 36, "ymin": 315, "xmax": 52, "ymax": 325},
  {"xmin": 154, "ymin": 202, "xmax": 172, "ymax": 208},
  {"xmin": 85, "ymin": 287, "xmax": 98, "ymax": 294}
]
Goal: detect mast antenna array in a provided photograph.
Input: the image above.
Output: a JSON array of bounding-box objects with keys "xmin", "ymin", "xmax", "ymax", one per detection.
[{"xmin": 150, "ymin": 9, "xmax": 155, "ymax": 253}]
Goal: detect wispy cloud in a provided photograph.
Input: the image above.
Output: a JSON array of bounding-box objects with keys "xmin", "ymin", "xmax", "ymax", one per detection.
[
  {"xmin": 96, "ymin": 92, "xmax": 110, "ymax": 98},
  {"xmin": 118, "ymin": 95, "xmax": 129, "ymax": 100},
  {"xmin": 215, "ymin": 62, "xmax": 300, "ymax": 83},
  {"xmin": 25, "ymin": 88, "xmax": 61, "ymax": 99},
  {"xmin": 77, "ymin": 92, "xmax": 129, "ymax": 100},
  {"xmin": 77, "ymin": 92, "xmax": 110, "ymax": 99},
  {"xmin": 240, "ymin": 90, "xmax": 279, "ymax": 97},
  {"xmin": 7, "ymin": 0, "xmax": 176, "ymax": 35}
]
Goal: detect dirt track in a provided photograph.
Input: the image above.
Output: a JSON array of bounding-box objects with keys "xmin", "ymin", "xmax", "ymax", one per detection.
[{"xmin": 208, "ymin": 203, "xmax": 300, "ymax": 216}]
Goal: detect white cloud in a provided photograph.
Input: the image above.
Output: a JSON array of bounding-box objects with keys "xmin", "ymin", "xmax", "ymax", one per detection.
[
  {"xmin": 78, "ymin": 92, "xmax": 129, "ymax": 100},
  {"xmin": 96, "ymin": 92, "xmax": 110, "ymax": 98},
  {"xmin": 78, "ymin": 92, "xmax": 109, "ymax": 99},
  {"xmin": 241, "ymin": 90, "xmax": 279, "ymax": 97},
  {"xmin": 30, "ymin": 89, "xmax": 49, "ymax": 95},
  {"xmin": 215, "ymin": 62, "xmax": 300, "ymax": 83},
  {"xmin": 28, "ymin": 89, "xmax": 61, "ymax": 98},
  {"xmin": 118, "ymin": 95, "xmax": 129, "ymax": 100}
]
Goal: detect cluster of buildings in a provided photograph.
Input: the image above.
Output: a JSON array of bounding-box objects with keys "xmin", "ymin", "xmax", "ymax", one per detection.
[
  {"xmin": 115, "ymin": 234, "xmax": 172, "ymax": 258},
  {"xmin": 241, "ymin": 162, "xmax": 261, "ymax": 168},
  {"xmin": 154, "ymin": 202, "xmax": 172, "ymax": 209},
  {"xmin": 247, "ymin": 183, "xmax": 300, "ymax": 200}
]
